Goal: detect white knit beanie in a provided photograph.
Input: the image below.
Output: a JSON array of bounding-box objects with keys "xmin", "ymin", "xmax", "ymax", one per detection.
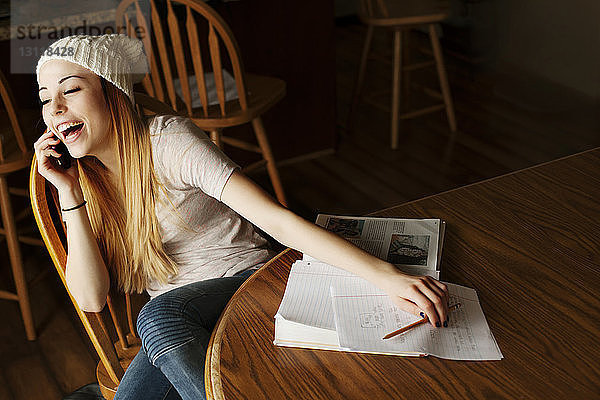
[{"xmin": 36, "ymin": 34, "xmax": 148, "ymax": 103}]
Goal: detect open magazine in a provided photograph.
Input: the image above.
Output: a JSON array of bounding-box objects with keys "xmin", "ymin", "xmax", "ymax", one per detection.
[{"xmin": 308, "ymin": 214, "xmax": 445, "ymax": 279}]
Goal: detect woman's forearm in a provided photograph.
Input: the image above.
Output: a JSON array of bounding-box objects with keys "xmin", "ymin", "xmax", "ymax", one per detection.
[
  {"xmin": 221, "ymin": 171, "xmax": 396, "ymax": 285},
  {"xmin": 271, "ymin": 209, "xmax": 396, "ymax": 285},
  {"xmin": 60, "ymin": 186, "xmax": 110, "ymax": 312}
]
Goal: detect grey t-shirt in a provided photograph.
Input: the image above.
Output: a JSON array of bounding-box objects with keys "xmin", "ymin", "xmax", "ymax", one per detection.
[{"xmin": 147, "ymin": 115, "xmax": 274, "ymax": 298}]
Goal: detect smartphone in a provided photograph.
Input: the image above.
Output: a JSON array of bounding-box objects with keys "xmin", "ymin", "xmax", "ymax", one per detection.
[{"xmin": 51, "ymin": 136, "xmax": 72, "ymax": 169}]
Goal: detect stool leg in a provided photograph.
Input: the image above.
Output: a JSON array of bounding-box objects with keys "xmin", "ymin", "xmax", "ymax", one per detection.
[
  {"xmin": 428, "ymin": 24, "xmax": 457, "ymax": 132},
  {"xmin": 0, "ymin": 177, "xmax": 35, "ymax": 340},
  {"xmin": 209, "ymin": 130, "xmax": 223, "ymax": 149},
  {"xmin": 391, "ymin": 29, "xmax": 403, "ymax": 149},
  {"xmin": 251, "ymin": 118, "xmax": 287, "ymax": 207},
  {"xmin": 402, "ymin": 29, "xmax": 411, "ymax": 106},
  {"xmin": 347, "ymin": 25, "xmax": 374, "ymax": 131}
]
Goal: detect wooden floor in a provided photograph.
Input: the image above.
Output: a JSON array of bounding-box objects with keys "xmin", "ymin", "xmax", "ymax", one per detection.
[
  {"xmin": 267, "ymin": 21, "xmax": 600, "ymax": 220},
  {"xmin": 1, "ymin": 21, "xmax": 599, "ymax": 399}
]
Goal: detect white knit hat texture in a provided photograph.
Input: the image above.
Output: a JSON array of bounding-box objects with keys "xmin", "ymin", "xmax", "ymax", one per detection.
[{"xmin": 36, "ymin": 34, "xmax": 148, "ymax": 103}]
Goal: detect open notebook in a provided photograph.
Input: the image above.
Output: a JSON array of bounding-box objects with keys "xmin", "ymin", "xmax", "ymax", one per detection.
[{"xmin": 274, "ymin": 261, "xmax": 503, "ymax": 360}]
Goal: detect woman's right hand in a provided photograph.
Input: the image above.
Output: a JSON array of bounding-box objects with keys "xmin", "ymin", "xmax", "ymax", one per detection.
[{"xmin": 33, "ymin": 130, "xmax": 79, "ymax": 193}]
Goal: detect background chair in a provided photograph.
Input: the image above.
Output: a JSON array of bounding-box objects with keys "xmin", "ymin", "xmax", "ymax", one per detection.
[
  {"xmin": 116, "ymin": 0, "xmax": 288, "ymax": 206},
  {"xmin": 29, "ymin": 93, "xmax": 176, "ymax": 399},
  {"xmin": 349, "ymin": 0, "xmax": 457, "ymax": 149},
  {"xmin": 0, "ymin": 69, "xmax": 44, "ymax": 341}
]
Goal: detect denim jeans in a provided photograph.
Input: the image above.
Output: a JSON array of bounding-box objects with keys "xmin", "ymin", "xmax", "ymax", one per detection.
[{"xmin": 114, "ymin": 269, "xmax": 255, "ymax": 400}]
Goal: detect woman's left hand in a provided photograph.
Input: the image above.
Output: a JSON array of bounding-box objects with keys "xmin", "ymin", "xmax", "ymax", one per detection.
[{"xmin": 376, "ymin": 270, "xmax": 449, "ymax": 327}]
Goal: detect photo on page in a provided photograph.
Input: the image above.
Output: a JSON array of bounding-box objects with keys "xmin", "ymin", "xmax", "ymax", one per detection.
[
  {"xmin": 387, "ymin": 234, "xmax": 430, "ymax": 266},
  {"xmin": 325, "ymin": 217, "xmax": 365, "ymax": 238}
]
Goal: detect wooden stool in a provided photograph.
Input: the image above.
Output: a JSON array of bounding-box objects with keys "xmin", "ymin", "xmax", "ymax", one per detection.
[{"xmin": 349, "ymin": 0, "xmax": 457, "ymax": 149}]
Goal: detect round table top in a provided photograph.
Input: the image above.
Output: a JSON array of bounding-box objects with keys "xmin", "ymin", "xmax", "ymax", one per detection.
[{"xmin": 206, "ymin": 149, "xmax": 600, "ymax": 400}]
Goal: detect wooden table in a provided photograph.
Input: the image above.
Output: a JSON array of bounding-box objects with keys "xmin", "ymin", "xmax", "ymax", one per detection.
[{"xmin": 206, "ymin": 148, "xmax": 600, "ymax": 399}]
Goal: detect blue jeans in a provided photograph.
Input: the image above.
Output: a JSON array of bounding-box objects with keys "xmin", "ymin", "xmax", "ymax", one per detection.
[{"xmin": 114, "ymin": 269, "xmax": 255, "ymax": 400}]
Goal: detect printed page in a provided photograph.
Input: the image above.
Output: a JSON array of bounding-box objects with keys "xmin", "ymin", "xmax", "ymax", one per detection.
[
  {"xmin": 331, "ymin": 282, "xmax": 503, "ymax": 361},
  {"xmin": 312, "ymin": 215, "xmax": 387, "ymax": 259},
  {"xmin": 312, "ymin": 215, "xmax": 441, "ymax": 276}
]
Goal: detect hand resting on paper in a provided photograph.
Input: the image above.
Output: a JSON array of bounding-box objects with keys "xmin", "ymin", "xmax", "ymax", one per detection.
[{"xmin": 373, "ymin": 267, "xmax": 449, "ymax": 328}]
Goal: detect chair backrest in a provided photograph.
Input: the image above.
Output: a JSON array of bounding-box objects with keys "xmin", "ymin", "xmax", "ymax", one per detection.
[
  {"xmin": 0, "ymin": 69, "xmax": 30, "ymax": 165},
  {"xmin": 359, "ymin": 0, "xmax": 390, "ymax": 18},
  {"xmin": 135, "ymin": 91, "xmax": 178, "ymax": 117},
  {"xmin": 28, "ymin": 94, "xmax": 170, "ymax": 388},
  {"xmin": 116, "ymin": 0, "xmax": 248, "ymax": 118}
]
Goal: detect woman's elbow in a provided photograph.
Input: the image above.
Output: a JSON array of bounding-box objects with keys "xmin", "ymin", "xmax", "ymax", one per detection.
[
  {"xmin": 69, "ymin": 286, "xmax": 107, "ymax": 312},
  {"xmin": 65, "ymin": 277, "xmax": 109, "ymax": 312},
  {"xmin": 77, "ymin": 298, "xmax": 107, "ymax": 313}
]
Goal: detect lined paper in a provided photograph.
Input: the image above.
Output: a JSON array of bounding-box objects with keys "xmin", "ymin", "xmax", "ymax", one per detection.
[
  {"xmin": 331, "ymin": 282, "xmax": 503, "ymax": 360},
  {"xmin": 276, "ymin": 260, "xmax": 358, "ymax": 330}
]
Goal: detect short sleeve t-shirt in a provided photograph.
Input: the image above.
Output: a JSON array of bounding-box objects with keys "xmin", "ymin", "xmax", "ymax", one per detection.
[{"xmin": 147, "ymin": 115, "xmax": 275, "ymax": 298}]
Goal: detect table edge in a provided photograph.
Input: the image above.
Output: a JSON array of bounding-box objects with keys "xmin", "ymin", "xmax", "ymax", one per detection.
[
  {"xmin": 205, "ymin": 248, "xmax": 297, "ymax": 400},
  {"xmin": 374, "ymin": 146, "xmax": 599, "ymax": 215}
]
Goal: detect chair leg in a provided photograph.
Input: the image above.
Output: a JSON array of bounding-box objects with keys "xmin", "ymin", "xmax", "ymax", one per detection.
[
  {"xmin": 347, "ymin": 24, "xmax": 374, "ymax": 131},
  {"xmin": 0, "ymin": 178, "xmax": 35, "ymax": 340},
  {"xmin": 209, "ymin": 130, "xmax": 223, "ymax": 149},
  {"xmin": 428, "ymin": 24, "xmax": 457, "ymax": 132},
  {"xmin": 251, "ymin": 118, "xmax": 287, "ymax": 207},
  {"xmin": 391, "ymin": 28, "xmax": 403, "ymax": 150}
]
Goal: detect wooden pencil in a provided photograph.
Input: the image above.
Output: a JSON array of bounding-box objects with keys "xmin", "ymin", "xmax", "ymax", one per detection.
[{"xmin": 382, "ymin": 303, "xmax": 461, "ymax": 340}]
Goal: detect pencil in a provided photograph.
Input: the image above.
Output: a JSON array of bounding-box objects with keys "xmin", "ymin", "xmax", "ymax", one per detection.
[{"xmin": 382, "ymin": 303, "xmax": 461, "ymax": 340}]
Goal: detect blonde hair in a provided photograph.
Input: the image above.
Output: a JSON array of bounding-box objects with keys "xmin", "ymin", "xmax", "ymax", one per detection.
[{"xmin": 77, "ymin": 79, "xmax": 178, "ymax": 293}]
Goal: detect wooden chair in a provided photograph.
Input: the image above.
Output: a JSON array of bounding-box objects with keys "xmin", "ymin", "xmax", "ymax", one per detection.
[
  {"xmin": 135, "ymin": 91, "xmax": 184, "ymax": 118},
  {"xmin": 349, "ymin": 0, "xmax": 457, "ymax": 149},
  {"xmin": 0, "ymin": 69, "xmax": 44, "ymax": 341},
  {"xmin": 116, "ymin": 0, "xmax": 288, "ymax": 206},
  {"xmin": 30, "ymin": 153, "xmax": 145, "ymax": 400},
  {"xmin": 29, "ymin": 93, "xmax": 176, "ymax": 399}
]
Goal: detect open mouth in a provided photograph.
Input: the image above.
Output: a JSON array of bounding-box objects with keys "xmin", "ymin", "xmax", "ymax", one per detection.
[{"xmin": 58, "ymin": 122, "xmax": 84, "ymax": 142}]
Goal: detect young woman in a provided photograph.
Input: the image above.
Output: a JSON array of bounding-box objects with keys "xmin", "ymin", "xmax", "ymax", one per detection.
[{"xmin": 34, "ymin": 35, "xmax": 448, "ymax": 400}]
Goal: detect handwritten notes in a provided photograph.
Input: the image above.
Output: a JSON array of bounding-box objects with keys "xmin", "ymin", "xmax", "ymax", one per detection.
[{"xmin": 331, "ymin": 282, "xmax": 503, "ymax": 360}]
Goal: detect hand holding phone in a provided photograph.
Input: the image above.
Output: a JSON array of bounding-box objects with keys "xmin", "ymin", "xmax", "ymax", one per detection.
[
  {"xmin": 33, "ymin": 130, "xmax": 79, "ymax": 193},
  {"xmin": 50, "ymin": 135, "xmax": 72, "ymax": 169}
]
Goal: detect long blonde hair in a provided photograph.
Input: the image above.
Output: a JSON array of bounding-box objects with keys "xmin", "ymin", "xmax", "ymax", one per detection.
[{"xmin": 76, "ymin": 79, "xmax": 178, "ymax": 293}]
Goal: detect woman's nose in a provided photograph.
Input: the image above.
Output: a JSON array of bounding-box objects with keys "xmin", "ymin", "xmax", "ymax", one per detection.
[{"xmin": 49, "ymin": 97, "xmax": 66, "ymax": 115}]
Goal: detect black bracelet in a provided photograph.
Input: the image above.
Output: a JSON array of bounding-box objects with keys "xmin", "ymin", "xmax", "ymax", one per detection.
[{"xmin": 62, "ymin": 200, "xmax": 87, "ymax": 212}]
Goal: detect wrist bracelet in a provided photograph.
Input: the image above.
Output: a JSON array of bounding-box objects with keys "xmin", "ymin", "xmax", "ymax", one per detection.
[{"xmin": 62, "ymin": 200, "xmax": 87, "ymax": 212}]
